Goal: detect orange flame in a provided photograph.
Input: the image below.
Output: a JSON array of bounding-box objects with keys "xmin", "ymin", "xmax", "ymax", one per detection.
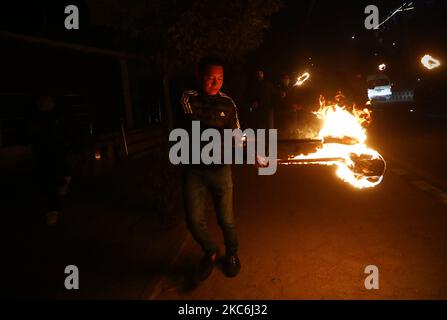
[{"xmin": 287, "ymin": 98, "xmax": 385, "ymax": 189}]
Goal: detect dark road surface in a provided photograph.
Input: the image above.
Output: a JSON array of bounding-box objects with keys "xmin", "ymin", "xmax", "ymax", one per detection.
[
  {"xmin": 4, "ymin": 102, "xmax": 447, "ymax": 300},
  {"xmin": 154, "ymin": 164, "xmax": 447, "ymax": 299}
]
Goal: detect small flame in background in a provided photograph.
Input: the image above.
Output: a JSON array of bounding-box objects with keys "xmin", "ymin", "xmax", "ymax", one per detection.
[
  {"xmin": 288, "ymin": 96, "xmax": 385, "ymax": 189},
  {"xmin": 294, "ymin": 72, "xmax": 310, "ymax": 86},
  {"xmin": 378, "ymin": 63, "xmax": 386, "ymax": 71},
  {"xmin": 421, "ymin": 54, "xmax": 441, "ymax": 70}
]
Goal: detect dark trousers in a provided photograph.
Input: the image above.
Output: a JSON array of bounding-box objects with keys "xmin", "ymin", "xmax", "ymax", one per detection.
[{"xmin": 183, "ymin": 165, "xmax": 238, "ymax": 256}]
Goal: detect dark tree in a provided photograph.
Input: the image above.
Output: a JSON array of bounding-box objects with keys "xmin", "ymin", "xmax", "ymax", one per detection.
[{"xmin": 88, "ymin": 0, "xmax": 283, "ymax": 128}]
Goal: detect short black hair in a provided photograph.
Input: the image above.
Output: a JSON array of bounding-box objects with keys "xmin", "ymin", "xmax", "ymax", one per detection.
[{"xmin": 198, "ymin": 56, "xmax": 225, "ymax": 76}]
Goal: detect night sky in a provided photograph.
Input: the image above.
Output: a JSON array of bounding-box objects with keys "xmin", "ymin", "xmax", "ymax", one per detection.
[
  {"xmin": 256, "ymin": 0, "xmax": 446, "ymax": 88},
  {"xmin": 2, "ymin": 0, "xmax": 446, "ymax": 82}
]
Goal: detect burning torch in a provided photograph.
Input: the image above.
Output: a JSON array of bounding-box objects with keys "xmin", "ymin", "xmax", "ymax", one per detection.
[
  {"xmin": 274, "ymin": 100, "xmax": 386, "ymax": 189},
  {"xmin": 294, "ymin": 72, "xmax": 310, "ymax": 86},
  {"xmin": 276, "ymin": 137, "xmax": 386, "ymax": 187}
]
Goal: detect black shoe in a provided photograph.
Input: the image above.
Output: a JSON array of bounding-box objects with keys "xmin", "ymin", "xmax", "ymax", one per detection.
[
  {"xmin": 197, "ymin": 251, "xmax": 218, "ymax": 281},
  {"xmin": 223, "ymin": 254, "xmax": 241, "ymax": 277}
]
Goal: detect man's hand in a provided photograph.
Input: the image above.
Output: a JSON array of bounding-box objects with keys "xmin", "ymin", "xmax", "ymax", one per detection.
[{"xmin": 255, "ymin": 155, "xmax": 269, "ymax": 168}]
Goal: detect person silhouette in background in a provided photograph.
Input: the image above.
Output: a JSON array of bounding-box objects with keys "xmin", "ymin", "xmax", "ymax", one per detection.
[
  {"xmin": 246, "ymin": 68, "xmax": 274, "ymax": 130},
  {"xmin": 275, "ymin": 73, "xmax": 298, "ymax": 139},
  {"xmin": 30, "ymin": 94, "xmax": 71, "ymax": 226}
]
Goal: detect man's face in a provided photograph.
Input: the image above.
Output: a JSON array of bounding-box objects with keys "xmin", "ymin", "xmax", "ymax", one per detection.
[
  {"xmin": 256, "ymin": 70, "xmax": 264, "ymax": 80},
  {"xmin": 201, "ymin": 65, "xmax": 224, "ymax": 96}
]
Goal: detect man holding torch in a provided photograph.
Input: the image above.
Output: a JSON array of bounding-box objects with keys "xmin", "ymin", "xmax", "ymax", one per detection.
[{"xmin": 179, "ymin": 56, "xmax": 242, "ymax": 281}]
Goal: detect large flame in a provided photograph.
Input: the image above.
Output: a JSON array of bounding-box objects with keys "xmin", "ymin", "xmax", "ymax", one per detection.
[
  {"xmin": 421, "ymin": 54, "xmax": 441, "ymax": 70},
  {"xmin": 287, "ymin": 97, "xmax": 385, "ymax": 189}
]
